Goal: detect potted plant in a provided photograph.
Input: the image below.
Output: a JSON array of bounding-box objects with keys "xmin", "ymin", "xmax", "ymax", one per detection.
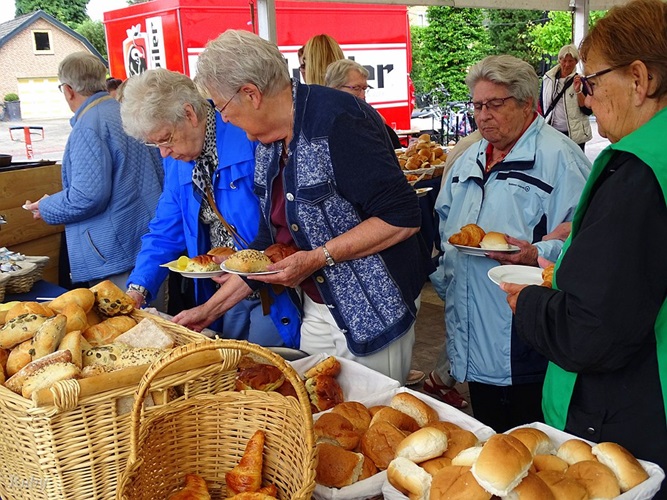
[{"xmin": 4, "ymin": 93, "xmax": 21, "ymax": 121}]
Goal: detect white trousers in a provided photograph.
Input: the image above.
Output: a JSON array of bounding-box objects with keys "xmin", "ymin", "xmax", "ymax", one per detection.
[{"xmin": 299, "ymin": 294, "xmax": 419, "ymax": 385}]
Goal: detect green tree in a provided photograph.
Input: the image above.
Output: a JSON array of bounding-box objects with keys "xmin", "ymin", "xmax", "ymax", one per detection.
[
  {"xmin": 529, "ymin": 10, "xmax": 606, "ymax": 59},
  {"xmin": 485, "ymin": 9, "xmax": 544, "ymax": 71},
  {"xmin": 16, "ymin": 0, "xmax": 89, "ymax": 28},
  {"xmin": 411, "ymin": 7, "xmax": 489, "ymax": 102},
  {"xmin": 76, "ymin": 19, "xmax": 107, "ymax": 58}
]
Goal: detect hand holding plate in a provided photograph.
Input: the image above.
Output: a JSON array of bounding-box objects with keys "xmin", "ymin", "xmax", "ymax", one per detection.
[{"xmin": 486, "ymin": 236, "xmax": 538, "ymax": 266}]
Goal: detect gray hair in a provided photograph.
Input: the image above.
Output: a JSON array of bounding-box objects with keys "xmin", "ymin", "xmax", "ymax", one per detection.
[
  {"xmin": 195, "ymin": 30, "xmax": 290, "ymax": 99},
  {"xmin": 465, "ymin": 55, "xmax": 539, "ymax": 112},
  {"xmin": 120, "ymin": 68, "xmax": 210, "ymax": 141},
  {"xmin": 324, "ymin": 59, "xmax": 369, "ymax": 89},
  {"xmin": 58, "ymin": 52, "xmax": 106, "ymax": 96},
  {"xmin": 558, "ymin": 44, "xmax": 580, "ymax": 61}
]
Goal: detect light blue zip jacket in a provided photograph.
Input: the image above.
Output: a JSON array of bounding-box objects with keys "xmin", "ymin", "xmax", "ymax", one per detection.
[{"xmin": 431, "ymin": 115, "xmax": 591, "ymax": 386}]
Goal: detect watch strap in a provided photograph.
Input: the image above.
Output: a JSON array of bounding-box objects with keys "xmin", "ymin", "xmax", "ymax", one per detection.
[{"xmin": 322, "ymin": 245, "xmax": 335, "ymax": 267}]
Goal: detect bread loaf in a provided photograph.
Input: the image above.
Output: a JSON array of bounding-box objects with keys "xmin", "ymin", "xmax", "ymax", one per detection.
[
  {"xmin": 395, "ymin": 427, "xmax": 448, "ymax": 464},
  {"xmin": 223, "ymin": 249, "xmax": 272, "ymax": 273},
  {"xmin": 0, "ymin": 313, "xmax": 50, "ymax": 349},
  {"xmin": 49, "ymin": 288, "xmax": 95, "ymax": 313},
  {"xmin": 30, "ymin": 314, "xmax": 68, "ymax": 360},
  {"xmin": 315, "ymin": 442, "xmax": 364, "ymax": 488},
  {"xmin": 471, "ymin": 434, "xmax": 532, "ymax": 497},
  {"xmin": 83, "ymin": 315, "xmax": 137, "ymax": 346},
  {"xmin": 4, "ymin": 349, "xmax": 73, "ymax": 394},
  {"xmin": 591, "ymin": 442, "xmax": 649, "ymax": 492},
  {"xmin": 90, "ymin": 280, "xmax": 134, "ymax": 316},
  {"xmin": 390, "ymin": 392, "xmax": 439, "ymax": 427},
  {"xmin": 21, "ymin": 362, "xmax": 80, "ymax": 398},
  {"xmin": 5, "ymin": 302, "xmax": 54, "ymax": 322},
  {"xmin": 386, "ymin": 457, "xmax": 432, "ymax": 500},
  {"xmin": 81, "ymin": 364, "xmax": 116, "ymax": 378},
  {"xmin": 113, "ymin": 318, "xmax": 174, "ymax": 349}
]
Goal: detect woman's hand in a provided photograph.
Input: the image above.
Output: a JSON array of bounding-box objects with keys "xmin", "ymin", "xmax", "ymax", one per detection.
[
  {"xmin": 485, "ymin": 236, "xmax": 538, "ymax": 266},
  {"xmin": 23, "ymin": 194, "xmax": 49, "ymax": 220},
  {"xmin": 173, "ymin": 303, "xmax": 216, "ymax": 332},
  {"xmin": 500, "ymin": 282, "xmax": 528, "ymax": 314},
  {"xmin": 250, "ymin": 249, "xmax": 323, "ymax": 287}
]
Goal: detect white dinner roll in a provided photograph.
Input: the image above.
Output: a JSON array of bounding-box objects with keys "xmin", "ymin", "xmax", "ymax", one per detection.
[
  {"xmin": 429, "ymin": 465, "xmax": 491, "ymax": 500},
  {"xmin": 390, "ymin": 392, "xmax": 439, "ymax": 427},
  {"xmin": 387, "ymin": 456, "xmax": 432, "ymax": 500},
  {"xmin": 508, "ymin": 427, "xmax": 555, "ymax": 456},
  {"xmin": 395, "ymin": 427, "xmax": 448, "ymax": 464},
  {"xmin": 591, "ymin": 442, "xmax": 649, "ymax": 492},
  {"xmin": 501, "ymin": 471, "xmax": 555, "ymax": 500},
  {"xmin": 451, "ymin": 446, "xmax": 483, "ymax": 467},
  {"xmin": 479, "ymin": 231, "xmax": 510, "ymax": 250},
  {"xmin": 565, "ymin": 460, "xmax": 621, "ymax": 498},
  {"xmin": 556, "ymin": 439, "xmax": 597, "ymax": 465},
  {"xmin": 471, "ymin": 434, "xmax": 532, "ymax": 497}
]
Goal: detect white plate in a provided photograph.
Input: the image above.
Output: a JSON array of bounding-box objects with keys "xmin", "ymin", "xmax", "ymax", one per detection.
[
  {"xmin": 488, "ymin": 265, "xmax": 543, "ymax": 286},
  {"xmin": 220, "ymin": 262, "xmax": 280, "ymax": 277},
  {"xmin": 159, "ymin": 260, "xmax": 224, "ymax": 279},
  {"xmin": 452, "ymin": 243, "xmax": 520, "ymax": 257},
  {"xmin": 415, "ymin": 186, "xmax": 433, "ymax": 197}
]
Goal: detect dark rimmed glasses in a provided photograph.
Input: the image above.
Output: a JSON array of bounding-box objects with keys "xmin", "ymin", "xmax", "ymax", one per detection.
[
  {"xmin": 471, "ymin": 96, "xmax": 516, "ymax": 112},
  {"xmin": 215, "ymin": 88, "xmax": 240, "ymax": 114},
  {"xmin": 145, "ymin": 128, "xmax": 175, "ymax": 149},
  {"xmin": 57, "ymin": 83, "xmax": 68, "ymax": 93},
  {"xmin": 580, "ymin": 65, "xmax": 624, "ymax": 96}
]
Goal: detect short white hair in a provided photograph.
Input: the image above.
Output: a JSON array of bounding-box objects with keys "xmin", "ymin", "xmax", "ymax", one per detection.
[
  {"xmin": 325, "ymin": 59, "xmax": 369, "ymax": 89},
  {"xmin": 558, "ymin": 44, "xmax": 579, "ymax": 61},
  {"xmin": 58, "ymin": 52, "xmax": 106, "ymax": 96}
]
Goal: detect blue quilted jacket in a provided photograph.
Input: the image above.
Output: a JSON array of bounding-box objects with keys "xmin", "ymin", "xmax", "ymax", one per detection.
[{"xmin": 39, "ymin": 92, "xmax": 163, "ymax": 283}]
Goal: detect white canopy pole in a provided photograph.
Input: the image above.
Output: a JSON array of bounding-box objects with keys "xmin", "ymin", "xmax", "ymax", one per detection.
[
  {"xmin": 572, "ymin": 0, "xmax": 590, "ymax": 48},
  {"xmin": 256, "ymin": 0, "xmax": 278, "ymax": 43}
]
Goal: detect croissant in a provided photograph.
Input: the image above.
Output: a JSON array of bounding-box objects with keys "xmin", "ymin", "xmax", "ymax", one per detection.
[
  {"xmin": 226, "ymin": 430, "xmax": 265, "ymax": 495},
  {"xmin": 541, "ymin": 265, "xmax": 555, "ymax": 288},
  {"xmin": 168, "ymin": 473, "xmax": 211, "ymax": 500},
  {"xmin": 448, "ymin": 223, "xmax": 486, "ymax": 247}
]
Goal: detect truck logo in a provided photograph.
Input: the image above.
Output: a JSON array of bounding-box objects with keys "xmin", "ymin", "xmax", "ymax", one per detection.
[{"xmin": 122, "ymin": 18, "xmax": 166, "ymax": 78}]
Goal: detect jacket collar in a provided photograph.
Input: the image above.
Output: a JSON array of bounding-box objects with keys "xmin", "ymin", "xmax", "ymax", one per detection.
[{"xmin": 70, "ymin": 91, "xmax": 109, "ymax": 127}]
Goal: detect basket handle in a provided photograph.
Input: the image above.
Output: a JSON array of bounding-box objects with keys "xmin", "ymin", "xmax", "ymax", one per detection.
[{"xmin": 127, "ymin": 339, "xmax": 313, "ymax": 462}]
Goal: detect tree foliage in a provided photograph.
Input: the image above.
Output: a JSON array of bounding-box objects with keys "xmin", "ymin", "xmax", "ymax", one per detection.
[
  {"xmin": 485, "ymin": 9, "xmax": 545, "ymax": 72},
  {"xmin": 15, "ymin": 0, "xmax": 89, "ymax": 28},
  {"xmin": 529, "ymin": 10, "xmax": 606, "ymax": 57},
  {"xmin": 411, "ymin": 7, "xmax": 489, "ymax": 102},
  {"xmin": 76, "ymin": 19, "xmax": 107, "ymax": 58}
]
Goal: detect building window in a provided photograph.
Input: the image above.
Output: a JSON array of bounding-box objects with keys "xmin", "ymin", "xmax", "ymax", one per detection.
[{"xmin": 32, "ymin": 30, "xmax": 53, "ymax": 54}]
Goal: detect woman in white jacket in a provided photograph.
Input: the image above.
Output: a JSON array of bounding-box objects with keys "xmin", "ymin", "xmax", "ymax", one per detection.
[{"xmin": 540, "ymin": 44, "xmax": 592, "ymax": 150}]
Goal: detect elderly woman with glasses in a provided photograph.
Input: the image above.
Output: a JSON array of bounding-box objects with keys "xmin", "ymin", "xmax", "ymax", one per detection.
[
  {"xmin": 120, "ymin": 68, "xmax": 299, "ymax": 348},
  {"xmin": 430, "ymin": 54, "xmax": 591, "ymax": 431},
  {"xmin": 174, "ymin": 30, "xmax": 432, "ymax": 384},
  {"xmin": 325, "ymin": 59, "xmax": 402, "ymax": 149},
  {"xmin": 540, "ymin": 44, "xmax": 592, "ymax": 151},
  {"xmin": 502, "ymin": 0, "xmax": 667, "ymax": 475}
]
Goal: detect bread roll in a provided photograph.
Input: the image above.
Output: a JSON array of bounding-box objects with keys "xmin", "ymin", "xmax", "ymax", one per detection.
[
  {"xmin": 305, "ymin": 374, "xmax": 343, "ymax": 412},
  {"xmin": 361, "ymin": 421, "xmax": 407, "ymax": 470},
  {"xmin": 303, "ymin": 355, "xmax": 341, "ymax": 378},
  {"xmin": 0, "ymin": 313, "xmax": 50, "ymax": 349},
  {"xmin": 314, "ymin": 412, "xmax": 361, "ymax": 451},
  {"xmin": 531, "ymin": 454, "xmax": 568, "ymax": 473},
  {"xmin": 21, "ymin": 362, "xmax": 80, "ymax": 398},
  {"xmin": 331, "ymin": 401, "xmax": 372, "ymax": 433},
  {"xmin": 359, "ymin": 454, "xmax": 378, "ymax": 481},
  {"xmin": 503, "ymin": 471, "xmax": 555, "ymax": 500},
  {"xmin": 591, "ymin": 442, "xmax": 649, "ymax": 492},
  {"xmin": 90, "ymin": 280, "xmax": 134, "ymax": 316},
  {"xmin": 30, "ymin": 314, "xmax": 68, "ymax": 360},
  {"xmin": 565, "ymin": 460, "xmax": 620, "ymax": 498},
  {"xmin": 395, "ymin": 427, "xmax": 448, "ymax": 464},
  {"xmin": 82, "ymin": 344, "xmax": 129, "ymax": 368},
  {"xmin": 5, "ymin": 339, "xmax": 32, "ymax": 376},
  {"xmin": 83, "ymin": 316, "xmax": 137, "ymax": 346},
  {"xmin": 263, "ymin": 242, "xmax": 299, "ymax": 263},
  {"xmin": 60, "ymin": 303, "xmax": 88, "ymax": 333},
  {"xmin": 387, "ymin": 457, "xmax": 432, "ymax": 500},
  {"xmin": 0, "ymin": 348, "xmax": 9, "ymax": 373},
  {"xmin": 5, "ymin": 301, "xmax": 54, "ymax": 322},
  {"xmin": 471, "ymin": 434, "xmax": 532, "ymax": 497},
  {"xmin": 49, "ymin": 288, "xmax": 95, "ymax": 313},
  {"xmin": 315, "ymin": 442, "xmax": 364, "ymax": 488},
  {"xmin": 420, "ymin": 456, "xmax": 452, "ymax": 475},
  {"xmin": 451, "ymin": 446, "xmax": 483, "ymax": 467},
  {"xmin": 223, "ymin": 249, "xmax": 272, "ymax": 273},
  {"xmin": 4, "ymin": 349, "xmax": 73, "ymax": 394},
  {"xmin": 81, "ymin": 364, "xmax": 116, "ymax": 378},
  {"xmin": 113, "ymin": 318, "xmax": 174, "ymax": 349},
  {"xmin": 369, "ymin": 406, "xmax": 420, "ymax": 434},
  {"xmin": 207, "ymin": 246, "xmax": 236, "ymax": 260},
  {"xmin": 390, "ymin": 392, "xmax": 439, "ymax": 427},
  {"xmin": 536, "ymin": 470, "xmax": 588, "ymax": 500},
  {"xmin": 556, "ymin": 439, "xmax": 596, "ymax": 465},
  {"xmin": 429, "ymin": 465, "xmax": 491, "ymax": 500},
  {"xmin": 479, "ymin": 231, "xmax": 510, "ymax": 250},
  {"xmin": 508, "ymin": 427, "xmax": 555, "ymax": 456},
  {"xmin": 236, "ymin": 364, "xmax": 285, "ymax": 392},
  {"xmin": 425, "ymin": 420, "xmax": 463, "ymax": 435},
  {"xmin": 114, "ymin": 347, "xmax": 163, "ymax": 369},
  {"xmin": 443, "ymin": 429, "xmax": 479, "ymax": 460}
]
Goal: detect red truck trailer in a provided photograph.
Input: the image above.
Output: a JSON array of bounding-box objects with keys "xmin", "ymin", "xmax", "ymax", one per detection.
[{"xmin": 103, "ymin": 0, "xmax": 413, "ymax": 128}]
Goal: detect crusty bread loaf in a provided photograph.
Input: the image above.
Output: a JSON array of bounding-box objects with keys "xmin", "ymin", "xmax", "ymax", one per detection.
[
  {"xmin": 503, "ymin": 471, "xmax": 555, "ymax": 500},
  {"xmin": 5, "ymin": 302, "xmax": 54, "ymax": 322},
  {"xmin": 5, "ymin": 339, "xmax": 32, "ymax": 376},
  {"xmin": 591, "ymin": 442, "xmax": 649, "ymax": 492},
  {"xmin": 315, "ymin": 442, "xmax": 364, "ymax": 488},
  {"xmin": 419, "ymin": 456, "xmax": 452, "ymax": 476},
  {"xmin": 4, "ymin": 349, "xmax": 73, "ymax": 394},
  {"xmin": 471, "ymin": 434, "xmax": 532, "ymax": 497},
  {"xmin": 81, "ymin": 364, "xmax": 116, "ymax": 378},
  {"xmin": 313, "ymin": 412, "xmax": 360, "ymax": 451},
  {"xmin": 331, "ymin": 401, "xmax": 372, "ymax": 433},
  {"xmin": 395, "ymin": 427, "xmax": 448, "ymax": 464},
  {"xmin": 508, "ymin": 427, "xmax": 555, "ymax": 456},
  {"xmin": 556, "ymin": 439, "xmax": 597, "ymax": 465},
  {"xmin": 443, "ymin": 429, "xmax": 479, "ymax": 460},
  {"xmin": 386, "ymin": 457, "xmax": 432, "ymax": 500},
  {"xmin": 429, "ymin": 465, "xmax": 491, "ymax": 500},
  {"xmin": 451, "ymin": 446, "xmax": 483, "ymax": 467},
  {"xmin": 21, "ymin": 362, "xmax": 80, "ymax": 398},
  {"xmin": 30, "ymin": 314, "xmax": 68, "ymax": 360},
  {"xmin": 83, "ymin": 316, "xmax": 137, "ymax": 346},
  {"xmin": 390, "ymin": 392, "xmax": 439, "ymax": 427},
  {"xmin": 223, "ymin": 249, "xmax": 272, "ymax": 273},
  {"xmin": 90, "ymin": 280, "xmax": 134, "ymax": 316},
  {"xmin": 369, "ymin": 406, "xmax": 420, "ymax": 434},
  {"xmin": 114, "ymin": 347, "xmax": 163, "ymax": 369},
  {"xmin": 0, "ymin": 313, "xmax": 50, "ymax": 349},
  {"xmin": 531, "ymin": 454, "xmax": 569, "ymax": 473},
  {"xmin": 361, "ymin": 421, "xmax": 407, "ymax": 470},
  {"xmin": 303, "ymin": 356, "xmax": 341, "ymax": 379},
  {"xmin": 113, "ymin": 318, "xmax": 174, "ymax": 349},
  {"xmin": 565, "ymin": 460, "xmax": 620, "ymax": 498},
  {"xmin": 49, "ymin": 288, "xmax": 95, "ymax": 313},
  {"xmin": 536, "ymin": 470, "xmax": 589, "ymax": 500}
]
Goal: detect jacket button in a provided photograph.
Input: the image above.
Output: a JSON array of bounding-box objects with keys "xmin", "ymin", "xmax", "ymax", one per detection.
[
  {"xmin": 316, "ymin": 276, "xmax": 325, "ymax": 284},
  {"xmin": 230, "ymin": 181, "xmax": 237, "ymax": 189},
  {"xmin": 586, "ymin": 427, "xmax": 595, "ymax": 435},
  {"xmin": 286, "ymin": 193, "xmax": 294, "ymax": 201},
  {"xmin": 291, "ymin": 223, "xmax": 299, "ymax": 232},
  {"xmin": 281, "ymin": 317, "xmax": 290, "ymax": 325}
]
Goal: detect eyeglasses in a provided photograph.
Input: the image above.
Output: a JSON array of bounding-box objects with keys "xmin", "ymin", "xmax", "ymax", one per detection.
[
  {"xmin": 471, "ymin": 96, "xmax": 516, "ymax": 112},
  {"xmin": 580, "ymin": 65, "xmax": 625, "ymax": 97},
  {"xmin": 58, "ymin": 83, "xmax": 68, "ymax": 93},
  {"xmin": 341, "ymin": 85, "xmax": 372, "ymax": 94},
  {"xmin": 215, "ymin": 88, "xmax": 240, "ymax": 114},
  {"xmin": 145, "ymin": 128, "xmax": 175, "ymax": 149}
]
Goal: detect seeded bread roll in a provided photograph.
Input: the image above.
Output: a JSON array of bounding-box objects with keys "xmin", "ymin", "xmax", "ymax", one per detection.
[
  {"xmin": 90, "ymin": 280, "xmax": 134, "ymax": 316},
  {"xmin": 0, "ymin": 313, "xmax": 50, "ymax": 349},
  {"xmin": 82, "ymin": 344, "xmax": 129, "ymax": 368},
  {"xmin": 591, "ymin": 442, "xmax": 649, "ymax": 492},
  {"xmin": 30, "ymin": 314, "xmax": 68, "ymax": 360},
  {"xmin": 390, "ymin": 392, "xmax": 439, "ymax": 427},
  {"xmin": 5, "ymin": 302, "xmax": 54, "ymax": 322},
  {"xmin": 114, "ymin": 347, "xmax": 164, "ymax": 369},
  {"xmin": 223, "ymin": 249, "xmax": 272, "ymax": 273}
]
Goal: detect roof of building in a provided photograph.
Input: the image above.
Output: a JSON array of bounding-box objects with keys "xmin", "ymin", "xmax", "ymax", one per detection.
[{"xmin": 0, "ymin": 10, "xmax": 106, "ymax": 65}]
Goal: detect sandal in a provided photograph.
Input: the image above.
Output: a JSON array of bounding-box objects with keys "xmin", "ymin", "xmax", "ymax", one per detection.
[
  {"xmin": 405, "ymin": 369, "xmax": 426, "ymax": 386},
  {"xmin": 423, "ymin": 371, "xmax": 469, "ymax": 409}
]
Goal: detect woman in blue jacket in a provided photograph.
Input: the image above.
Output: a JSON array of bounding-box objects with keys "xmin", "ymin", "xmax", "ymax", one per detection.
[{"xmin": 120, "ymin": 69, "xmax": 299, "ymax": 348}]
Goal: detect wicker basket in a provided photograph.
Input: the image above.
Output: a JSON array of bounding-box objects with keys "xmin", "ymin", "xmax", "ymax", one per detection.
[
  {"xmin": 0, "ymin": 310, "xmax": 231, "ymax": 500},
  {"xmin": 4, "ymin": 261, "xmax": 41, "ymax": 294},
  {"xmin": 0, "ymin": 272, "xmax": 9, "ymax": 302},
  {"xmin": 118, "ymin": 340, "xmax": 317, "ymax": 500}
]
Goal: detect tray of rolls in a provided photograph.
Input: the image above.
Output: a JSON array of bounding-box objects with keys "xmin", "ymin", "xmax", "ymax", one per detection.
[{"xmin": 382, "ymin": 421, "xmax": 664, "ymax": 500}]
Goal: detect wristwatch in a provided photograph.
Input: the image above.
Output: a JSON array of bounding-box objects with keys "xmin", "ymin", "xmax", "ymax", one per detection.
[
  {"xmin": 322, "ymin": 245, "xmax": 336, "ymax": 267},
  {"xmin": 127, "ymin": 283, "xmax": 149, "ymax": 302}
]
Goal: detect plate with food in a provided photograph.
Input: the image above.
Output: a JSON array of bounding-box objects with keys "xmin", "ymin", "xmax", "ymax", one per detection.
[
  {"xmin": 220, "ymin": 249, "xmax": 281, "ymax": 276},
  {"xmin": 160, "ymin": 255, "xmax": 225, "ymax": 279},
  {"xmin": 449, "ymin": 227, "xmax": 519, "ymax": 256},
  {"xmin": 488, "ymin": 265, "xmax": 543, "ymax": 286},
  {"xmin": 415, "ymin": 186, "xmax": 433, "ymax": 197},
  {"xmin": 452, "ymin": 243, "xmax": 520, "ymax": 257}
]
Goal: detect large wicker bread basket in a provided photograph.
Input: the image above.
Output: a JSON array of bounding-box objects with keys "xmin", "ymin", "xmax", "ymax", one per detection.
[{"xmin": 117, "ymin": 340, "xmax": 316, "ymax": 500}]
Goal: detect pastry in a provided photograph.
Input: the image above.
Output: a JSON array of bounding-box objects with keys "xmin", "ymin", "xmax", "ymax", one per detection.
[
  {"xmin": 541, "ymin": 264, "xmax": 555, "ymax": 288},
  {"xmin": 168, "ymin": 473, "xmax": 211, "ymax": 500},
  {"xmin": 448, "ymin": 223, "xmax": 486, "ymax": 247},
  {"xmin": 263, "ymin": 243, "xmax": 299, "ymax": 263},
  {"xmin": 185, "ymin": 254, "xmax": 220, "ymax": 272},
  {"xmin": 226, "ymin": 430, "xmax": 265, "ymax": 495},
  {"xmin": 90, "ymin": 280, "xmax": 134, "ymax": 316}
]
